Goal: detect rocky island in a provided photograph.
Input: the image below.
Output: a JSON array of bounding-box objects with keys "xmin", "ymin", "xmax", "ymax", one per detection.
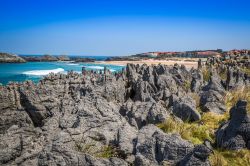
[
  {"xmin": 0, "ymin": 53, "xmax": 26, "ymax": 63},
  {"xmin": 0, "ymin": 54, "xmax": 249, "ymax": 166}
]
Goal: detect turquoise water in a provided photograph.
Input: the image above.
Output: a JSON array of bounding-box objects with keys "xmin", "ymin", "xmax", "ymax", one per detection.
[{"xmin": 0, "ymin": 61, "xmax": 125, "ymax": 85}]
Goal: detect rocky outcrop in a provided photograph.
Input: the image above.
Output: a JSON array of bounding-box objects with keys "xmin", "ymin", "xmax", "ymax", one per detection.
[
  {"xmin": 200, "ymin": 74, "xmax": 227, "ymax": 114},
  {"xmin": 216, "ymin": 100, "xmax": 250, "ymax": 150},
  {"xmin": 0, "ymin": 53, "xmax": 26, "ymax": 63},
  {"xmin": 135, "ymin": 125, "xmax": 194, "ymax": 165},
  {"xmin": 71, "ymin": 57, "xmax": 95, "ymax": 62},
  {"xmin": 57, "ymin": 55, "xmax": 70, "ymax": 61},
  {"xmin": 22, "ymin": 55, "xmax": 58, "ymax": 62},
  {"xmin": 120, "ymin": 100, "xmax": 170, "ymax": 129},
  {"xmin": 178, "ymin": 144, "xmax": 212, "ymax": 166},
  {"xmin": 0, "ymin": 62, "xmax": 249, "ymax": 165},
  {"xmin": 171, "ymin": 95, "xmax": 201, "ymax": 122}
]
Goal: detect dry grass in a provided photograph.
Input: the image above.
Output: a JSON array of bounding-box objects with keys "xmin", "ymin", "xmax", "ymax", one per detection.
[
  {"xmin": 210, "ymin": 149, "xmax": 250, "ymax": 166},
  {"xmin": 225, "ymin": 86, "xmax": 250, "ymax": 112},
  {"xmin": 183, "ymin": 80, "xmax": 191, "ymax": 92},
  {"xmin": 240, "ymin": 67, "xmax": 250, "ymax": 75},
  {"xmin": 202, "ymin": 67, "xmax": 212, "ymax": 82},
  {"xmin": 218, "ymin": 69, "xmax": 227, "ymax": 81},
  {"xmin": 75, "ymin": 141, "xmax": 118, "ymax": 158},
  {"xmin": 96, "ymin": 146, "xmax": 118, "ymax": 158},
  {"xmin": 200, "ymin": 112, "xmax": 228, "ymax": 131},
  {"xmin": 158, "ymin": 117, "xmax": 212, "ymax": 144},
  {"xmin": 190, "ymin": 92, "xmax": 202, "ymax": 114}
]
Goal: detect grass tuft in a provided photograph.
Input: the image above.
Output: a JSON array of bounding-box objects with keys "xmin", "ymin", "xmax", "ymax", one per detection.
[
  {"xmin": 210, "ymin": 149, "xmax": 250, "ymax": 166},
  {"xmin": 96, "ymin": 146, "xmax": 118, "ymax": 158},
  {"xmin": 218, "ymin": 68, "xmax": 227, "ymax": 81},
  {"xmin": 225, "ymin": 86, "xmax": 250, "ymax": 113},
  {"xmin": 75, "ymin": 141, "xmax": 119, "ymax": 158},
  {"xmin": 183, "ymin": 80, "xmax": 191, "ymax": 92},
  {"xmin": 202, "ymin": 67, "xmax": 212, "ymax": 82},
  {"xmin": 158, "ymin": 117, "xmax": 212, "ymax": 144},
  {"xmin": 240, "ymin": 67, "xmax": 250, "ymax": 75}
]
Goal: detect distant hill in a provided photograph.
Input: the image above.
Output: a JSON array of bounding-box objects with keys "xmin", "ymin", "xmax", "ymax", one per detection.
[{"xmin": 0, "ymin": 53, "xmax": 26, "ymax": 63}]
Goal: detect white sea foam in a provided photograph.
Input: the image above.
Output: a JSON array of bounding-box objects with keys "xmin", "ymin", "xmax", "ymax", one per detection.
[
  {"xmin": 66, "ymin": 63, "xmax": 79, "ymax": 66},
  {"xmin": 84, "ymin": 66, "xmax": 104, "ymax": 70},
  {"xmin": 23, "ymin": 68, "xmax": 65, "ymax": 76},
  {"xmin": 84, "ymin": 66, "xmax": 117, "ymax": 72}
]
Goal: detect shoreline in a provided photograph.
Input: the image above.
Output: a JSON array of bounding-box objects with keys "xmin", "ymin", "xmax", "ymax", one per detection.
[{"xmin": 94, "ymin": 59, "xmax": 199, "ymax": 68}]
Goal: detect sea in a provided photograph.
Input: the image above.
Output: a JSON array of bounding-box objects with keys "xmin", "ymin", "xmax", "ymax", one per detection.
[{"xmin": 0, "ymin": 56, "xmax": 125, "ymax": 85}]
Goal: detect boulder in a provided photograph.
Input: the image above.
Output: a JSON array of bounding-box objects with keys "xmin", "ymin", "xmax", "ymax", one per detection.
[
  {"xmin": 120, "ymin": 100, "xmax": 169, "ymax": 129},
  {"xmin": 172, "ymin": 95, "xmax": 201, "ymax": 122},
  {"xmin": 200, "ymin": 75, "xmax": 226, "ymax": 114},
  {"xmin": 216, "ymin": 100, "xmax": 250, "ymax": 150},
  {"xmin": 135, "ymin": 125, "xmax": 194, "ymax": 165},
  {"xmin": 178, "ymin": 144, "xmax": 212, "ymax": 166}
]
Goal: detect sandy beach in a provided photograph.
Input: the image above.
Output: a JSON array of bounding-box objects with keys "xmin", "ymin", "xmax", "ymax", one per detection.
[{"xmin": 95, "ymin": 59, "xmax": 199, "ymax": 68}]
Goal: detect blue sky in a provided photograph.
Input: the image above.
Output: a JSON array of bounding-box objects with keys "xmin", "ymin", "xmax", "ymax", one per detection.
[{"xmin": 0, "ymin": 0, "xmax": 250, "ymax": 56}]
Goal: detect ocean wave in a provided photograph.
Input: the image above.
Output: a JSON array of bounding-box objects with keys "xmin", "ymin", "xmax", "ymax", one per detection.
[
  {"xmin": 66, "ymin": 63, "xmax": 79, "ymax": 66},
  {"xmin": 23, "ymin": 68, "xmax": 65, "ymax": 76},
  {"xmin": 83, "ymin": 66, "xmax": 117, "ymax": 72},
  {"xmin": 84, "ymin": 66, "xmax": 104, "ymax": 70}
]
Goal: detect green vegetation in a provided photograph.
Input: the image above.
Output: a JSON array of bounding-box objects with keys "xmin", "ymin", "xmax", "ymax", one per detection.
[
  {"xmin": 96, "ymin": 146, "xmax": 118, "ymax": 158},
  {"xmin": 158, "ymin": 117, "xmax": 213, "ymax": 144},
  {"xmin": 240, "ymin": 67, "xmax": 250, "ymax": 75},
  {"xmin": 190, "ymin": 92, "xmax": 201, "ymax": 112},
  {"xmin": 158, "ymin": 112, "xmax": 228, "ymax": 145},
  {"xmin": 225, "ymin": 86, "xmax": 250, "ymax": 112},
  {"xmin": 158, "ymin": 85, "xmax": 250, "ymax": 165},
  {"xmin": 218, "ymin": 69, "xmax": 227, "ymax": 81},
  {"xmin": 202, "ymin": 67, "xmax": 212, "ymax": 82},
  {"xmin": 158, "ymin": 111, "xmax": 250, "ymax": 165},
  {"xmin": 75, "ymin": 141, "xmax": 118, "ymax": 158},
  {"xmin": 210, "ymin": 149, "xmax": 250, "ymax": 166},
  {"xmin": 183, "ymin": 80, "xmax": 191, "ymax": 92},
  {"xmin": 75, "ymin": 141, "xmax": 97, "ymax": 154}
]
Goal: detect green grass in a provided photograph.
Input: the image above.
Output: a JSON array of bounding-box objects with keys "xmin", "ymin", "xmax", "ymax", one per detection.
[
  {"xmin": 225, "ymin": 86, "xmax": 250, "ymax": 113},
  {"xmin": 240, "ymin": 67, "xmax": 250, "ymax": 75},
  {"xmin": 202, "ymin": 67, "xmax": 212, "ymax": 82},
  {"xmin": 210, "ymin": 149, "xmax": 250, "ymax": 166},
  {"xmin": 183, "ymin": 80, "xmax": 191, "ymax": 92},
  {"xmin": 75, "ymin": 141, "xmax": 97, "ymax": 154},
  {"xmin": 96, "ymin": 146, "xmax": 118, "ymax": 158},
  {"xmin": 75, "ymin": 141, "xmax": 118, "ymax": 158},
  {"xmin": 218, "ymin": 69, "xmax": 227, "ymax": 81},
  {"xmin": 158, "ymin": 117, "xmax": 213, "ymax": 144}
]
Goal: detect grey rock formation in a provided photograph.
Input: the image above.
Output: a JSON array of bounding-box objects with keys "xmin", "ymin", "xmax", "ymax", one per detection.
[
  {"xmin": 3, "ymin": 62, "xmax": 249, "ymax": 165},
  {"xmin": 200, "ymin": 75, "xmax": 227, "ymax": 114},
  {"xmin": 216, "ymin": 100, "xmax": 250, "ymax": 150},
  {"xmin": 178, "ymin": 144, "xmax": 212, "ymax": 166},
  {"xmin": 135, "ymin": 125, "xmax": 194, "ymax": 165},
  {"xmin": 120, "ymin": 100, "xmax": 169, "ymax": 129},
  {"xmin": 172, "ymin": 95, "xmax": 201, "ymax": 122},
  {"xmin": 191, "ymin": 70, "xmax": 203, "ymax": 92}
]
